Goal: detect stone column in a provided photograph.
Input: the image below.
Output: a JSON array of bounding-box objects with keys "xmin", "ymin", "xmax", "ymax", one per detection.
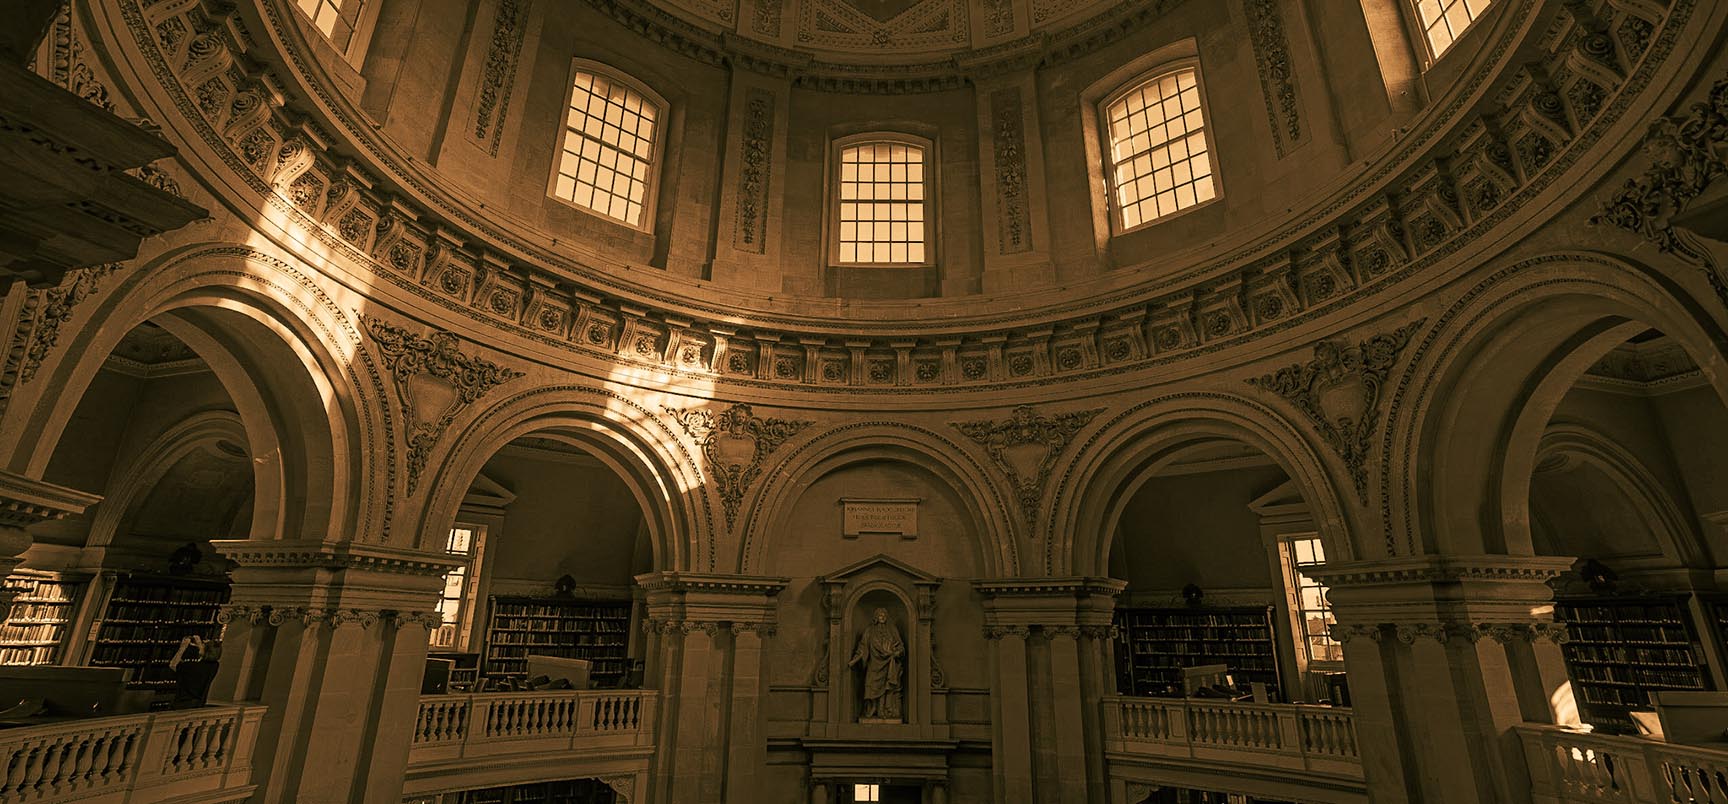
[
  {"xmin": 1309, "ymin": 555, "xmax": 1577, "ymax": 804},
  {"xmin": 975, "ymin": 577, "xmax": 1125, "ymax": 804},
  {"xmin": 636, "ymin": 571, "xmax": 787, "ymax": 804},
  {"xmin": 0, "ymin": 472, "xmax": 100, "ymax": 611},
  {"xmin": 208, "ymin": 539, "xmax": 461, "ymax": 804}
]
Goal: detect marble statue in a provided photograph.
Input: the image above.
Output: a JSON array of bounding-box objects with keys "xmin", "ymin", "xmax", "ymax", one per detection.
[{"xmin": 849, "ymin": 607, "xmax": 905, "ymax": 721}]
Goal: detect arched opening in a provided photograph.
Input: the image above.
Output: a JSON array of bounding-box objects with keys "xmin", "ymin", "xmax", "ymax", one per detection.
[
  {"xmin": 428, "ymin": 432, "xmax": 656, "ymax": 692},
  {"xmin": 1103, "ymin": 438, "xmax": 1344, "ymax": 706}
]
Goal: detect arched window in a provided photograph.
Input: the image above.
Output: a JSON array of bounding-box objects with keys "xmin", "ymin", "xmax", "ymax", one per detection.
[
  {"xmin": 1412, "ymin": 0, "xmax": 1495, "ymax": 60},
  {"xmin": 550, "ymin": 64, "xmax": 665, "ymax": 229},
  {"xmin": 831, "ymin": 134, "xmax": 935, "ymax": 266},
  {"xmin": 293, "ymin": 0, "xmax": 376, "ymax": 58},
  {"xmin": 1101, "ymin": 65, "xmax": 1218, "ymax": 231}
]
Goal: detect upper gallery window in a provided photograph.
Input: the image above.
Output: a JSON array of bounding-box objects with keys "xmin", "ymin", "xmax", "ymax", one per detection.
[
  {"xmin": 294, "ymin": 0, "xmax": 370, "ymax": 55},
  {"xmin": 551, "ymin": 65, "xmax": 664, "ymax": 229},
  {"xmin": 1102, "ymin": 65, "xmax": 1218, "ymax": 231},
  {"xmin": 1281, "ymin": 534, "xmax": 1342, "ymax": 665},
  {"xmin": 1414, "ymin": 0, "xmax": 1495, "ymax": 60},
  {"xmin": 832, "ymin": 135, "xmax": 934, "ymax": 266},
  {"xmin": 430, "ymin": 524, "xmax": 485, "ymax": 651}
]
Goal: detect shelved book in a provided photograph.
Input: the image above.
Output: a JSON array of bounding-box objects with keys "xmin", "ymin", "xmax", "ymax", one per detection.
[
  {"xmin": 482, "ymin": 596, "xmax": 632, "ymax": 688},
  {"xmin": 1114, "ymin": 605, "xmax": 1282, "ymax": 698},
  {"xmin": 1554, "ymin": 596, "xmax": 1711, "ymax": 734},
  {"xmin": 0, "ymin": 573, "xmax": 83, "ymax": 666},
  {"xmin": 89, "ymin": 576, "xmax": 230, "ymax": 689}
]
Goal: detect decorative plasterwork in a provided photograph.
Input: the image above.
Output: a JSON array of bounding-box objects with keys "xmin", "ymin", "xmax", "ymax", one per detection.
[
  {"xmin": 952, "ymin": 406, "xmax": 1103, "ymax": 525},
  {"xmin": 797, "ymin": 0, "xmax": 966, "ymax": 53},
  {"xmin": 472, "ymin": 0, "xmax": 530, "ymax": 156},
  {"xmin": 734, "ymin": 88, "xmax": 774, "ymax": 253},
  {"xmin": 217, "ymin": 604, "xmax": 445, "ymax": 629},
  {"xmin": 598, "ymin": 774, "xmax": 636, "ymax": 803},
  {"xmin": 1248, "ymin": 320, "xmax": 1424, "ymax": 500},
  {"xmin": 990, "ymin": 87, "xmax": 1032, "ymax": 255},
  {"xmin": 666, "ymin": 403, "xmax": 812, "ymax": 529},
  {"xmin": 1592, "ymin": 73, "xmax": 1728, "ymax": 307},
  {"xmin": 210, "ymin": 539, "xmax": 468, "ymax": 576},
  {"xmin": 1242, "ymin": 0, "xmax": 1303, "ymax": 157},
  {"xmin": 1583, "ymin": 336, "xmax": 1702, "ymax": 392},
  {"xmin": 362, "ymin": 316, "xmax": 524, "ymax": 494},
  {"xmin": 751, "ymin": 0, "xmax": 783, "ymax": 36},
  {"xmin": 18, "ymin": 264, "xmax": 119, "ymax": 387},
  {"xmin": 113, "ymin": 0, "xmax": 1688, "ymax": 396}
]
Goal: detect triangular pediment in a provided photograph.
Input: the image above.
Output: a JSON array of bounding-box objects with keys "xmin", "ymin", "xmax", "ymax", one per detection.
[
  {"xmin": 463, "ymin": 471, "xmax": 517, "ymax": 509},
  {"xmin": 1246, "ymin": 479, "xmax": 1308, "ymax": 518},
  {"xmin": 819, "ymin": 553, "xmax": 941, "ymax": 585}
]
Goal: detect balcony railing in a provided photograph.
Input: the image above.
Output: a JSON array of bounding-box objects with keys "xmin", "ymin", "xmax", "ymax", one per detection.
[
  {"xmin": 405, "ymin": 689, "xmax": 656, "ymax": 797},
  {"xmin": 1518, "ymin": 724, "xmax": 1728, "ymax": 803},
  {"xmin": 1103, "ymin": 696, "xmax": 1363, "ymax": 789},
  {"xmin": 0, "ymin": 703, "xmax": 265, "ymax": 804}
]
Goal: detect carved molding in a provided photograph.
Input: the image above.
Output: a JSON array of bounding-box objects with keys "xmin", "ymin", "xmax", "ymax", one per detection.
[
  {"xmin": 734, "ymin": 88, "xmax": 774, "ymax": 253},
  {"xmin": 666, "ymin": 403, "xmax": 812, "ymax": 529},
  {"xmin": 598, "ymin": 774, "xmax": 634, "ymax": 803},
  {"xmin": 473, "ymin": 0, "xmax": 530, "ymax": 155},
  {"xmin": 362, "ymin": 316, "xmax": 524, "ymax": 494},
  {"xmin": 1592, "ymin": 71, "xmax": 1728, "ymax": 307},
  {"xmin": 1243, "ymin": 0, "xmax": 1303, "ymax": 158},
  {"xmin": 952, "ymin": 405, "xmax": 1102, "ymax": 525},
  {"xmin": 1247, "ymin": 320, "xmax": 1424, "ymax": 500},
  {"xmin": 216, "ymin": 604, "xmax": 429, "ymax": 629},
  {"xmin": 991, "ymin": 87, "xmax": 1032, "ymax": 255}
]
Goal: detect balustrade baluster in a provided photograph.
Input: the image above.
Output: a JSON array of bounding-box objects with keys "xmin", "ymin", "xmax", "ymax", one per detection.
[{"xmin": 66, "ymin": 737, "xmax": 93, "ymax": 788}]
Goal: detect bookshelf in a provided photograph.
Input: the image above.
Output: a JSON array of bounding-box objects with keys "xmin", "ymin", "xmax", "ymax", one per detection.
[
  {"xmin": 87, "ymin": 575, "xmax": 230, "ymax": 689},
  {"xmin": 0, "ymin": 571, "xmax": 85, "ymax": 666},
  {"xmin": 482, "ymin": 596, "xmax": 632, "ymax": 688},
  {"xmin": 1114, "ymin": 606, "xmax": 1282, "ymax": 698},
  {"xmin": 429, "ymin": 651, "xmax": 481, "ymax": 691},
  {"xmin": 451, "ymin": 778, "xmax": 617, "ymax": 804},
  {"xmin": 1554, "ymin": 596, "xmax": 1711, "ymax": 734}
]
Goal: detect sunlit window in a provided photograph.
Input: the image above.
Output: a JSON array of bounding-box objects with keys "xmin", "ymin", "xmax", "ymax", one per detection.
[
  {"xmin": 853, "ymin": 784, "xmax": 881, "ymax": 803},
  {"xmin": 834, "ymin": 138, "xmax": 932, "ymax": 265},
  {"xmin": 552, "ymin": 68, "xmax": 661, "ymax": 228},
  {"xmin": 1283, "ymin": 535, "xmax": 1342, "ymax": 663},
  {"xmin": 294, "ymin": 0, "xmax": 369, "ymax": 53},
  {"xmin": 430, "ymin": 525, "xmax": 484, "ymax": 650},
  {"xmin": 1103, "ymin": 67, "xmax": 1217, "ymax": 230},
  {"xmin": 1414, "ymin": 0, "xmax": 1495, "ymax": 59}
]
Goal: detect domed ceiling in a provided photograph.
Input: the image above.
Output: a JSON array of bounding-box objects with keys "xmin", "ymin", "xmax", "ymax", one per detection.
[{"xmin": 621, "ymin": 0, "xmax": 1155, "ymax": 64}]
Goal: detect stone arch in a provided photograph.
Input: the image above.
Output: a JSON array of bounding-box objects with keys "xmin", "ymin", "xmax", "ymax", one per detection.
[
  {"xmin": 415, "ymin": 386, "xmax": 709, "ymax": 574},
  {"xmin": 82, "ymin": 410, "xmax": 250, "ymax": 549},
  {"xmin": 2, "ymin": 244, "xmax": 388, "ymax": 544},
  {"xmin": 1531, "ymin": 421, "xmax": 1706, "ymax": 569},
  {"xmin": 1383, "ymin": 252, "xmax": 1728, "ymax": 559},
  {"xmin": 1051, "ymin": 392, "xmax": 1357, "ymax": 577},
  {"xmin": 738, "ymin": 422, "xmax": 1018, "ymax": 578}
]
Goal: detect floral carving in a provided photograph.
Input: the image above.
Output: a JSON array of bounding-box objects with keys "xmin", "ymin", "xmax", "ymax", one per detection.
[
  {"xmin": 473, "ymin": 0, "xmax": 529, "ymax": 155},
  {"xmin": 1244, "ymin": 0, "xmax": 1303, "ymax": 157},
  {"xmin": 735, "ymin": 88, "xmax": 774, "ymax": 253},
  {"xmin": 1592, "ymin": 72, "xmax": 1728, "ymax": 308},
  {"xmin": 952, "ymin": 406, "xmax": 1103, "ymax": 525},
  {"xmin": 991, "ymin": 88, "xmax": 1032, "ymax": 254},
  {"xmin": 667, "ymin": 403, "xmax": 813, "ymax": 530},
  {"xmin": 363, "ymin": 317, "xmax": 525, "ymax": 494},
  {"xmin": 1247, "ymin": 320, "xmax": 1424, "ymax": 500},
  {"xmin": 752, "ymin": 0, "xmax": 783, "ymax": 36}
]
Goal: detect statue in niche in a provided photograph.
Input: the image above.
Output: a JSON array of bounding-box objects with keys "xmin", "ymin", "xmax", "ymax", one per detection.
[{"xmin": 849, "ymin": 607, "xmax": 905, "ymax": 722}]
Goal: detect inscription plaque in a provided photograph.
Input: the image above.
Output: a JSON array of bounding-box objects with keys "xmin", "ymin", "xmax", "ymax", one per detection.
[{"xmin": 840, "ymin": 497, "xmax": 920, "ymax": 538}]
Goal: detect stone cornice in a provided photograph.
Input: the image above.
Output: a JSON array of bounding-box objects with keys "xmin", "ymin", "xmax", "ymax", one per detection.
[
  {"xmin": 210, "ymin": 539, "xmax": 467, "ymax": 576},
  {"xmin": 972, "ymin": 576, "xmax": 1126, "ymax": 598},
  {"xmin": 0, "ymin": 472, "xmax": 103, "ymax": 530},
  {"xmin": 634, "ymin": 571, "xmax": 790, "ymax": 596},
  {"xmin": 1303, "ymin": 555, "xmax": 1577, "ymax": 588},
  {"xmin": 102, "ymin": 0, "xmax": 1698, "ymax": 396}
]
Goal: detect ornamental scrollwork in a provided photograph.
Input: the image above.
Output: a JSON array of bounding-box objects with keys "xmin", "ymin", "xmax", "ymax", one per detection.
[
  {"xmin": 1247, "ymin": 320, "xmax": 1424, "ymax": 501},
  {"xmin": 666, "ymin": 403, "xmax": 813, "ymax": 530},
  {"xmin": 363, "ymin": 316, "xmax": 525, "ymax": 494},
  {"xmin": 598, "ymin": 774, "xmax": 634, "ymax": 803},
  {"xmin": 1592, "ymin": 73, "xmax": 1728, "ymax": 308},
  {"xmin": 1243, "ymin": 0, "xmax": 1303, "ymax": 157},
  {"xmin": 951, "ymin": 405, "xmax": 1103, "ymax": 526}
]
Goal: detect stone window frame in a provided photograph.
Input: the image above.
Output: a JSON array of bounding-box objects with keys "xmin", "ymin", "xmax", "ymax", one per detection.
[
  {"xmin": 290, "ymin": 0, "xmax": 383, "ymax": 68},
  {"xmin": 1097, "ymin": 60, "xmax": 1222, "ymax": 234},
  {"xmin": 544, "ymin": 59, "xmax": 670, "ymax": 234},
  {"xmin": 1402, "ymin": 0, "xmax": 1498, "ymax": 66},
  {"xmin": 430, "ymin": 522, "xmax": 488, "ymax": 652},
  {"xmin": 825, "ymin": 131, "xmax": 940, "ymax": 270}
]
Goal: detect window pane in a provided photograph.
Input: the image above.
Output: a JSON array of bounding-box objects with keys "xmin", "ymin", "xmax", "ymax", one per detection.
[
  {"xmin": 552, "ymin": 70, "xmax": 660, "ymax": 227},
  {"xmin": 835, "ymin": 140, "xmax": 929, "ymax": 265},
  {"xmin": 1416, "ymin": 0, "xmax": 1495, "ymax": 58},
  {"xmin": 1104, "ymin": 67, "xmax": 1215, "ymax": 228}
]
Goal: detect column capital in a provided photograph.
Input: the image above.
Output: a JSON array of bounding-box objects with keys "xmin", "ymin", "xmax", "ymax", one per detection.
[
  {"xmin": 973, "ymin": 576, "xmax": 1125, "ymax": 628},
  {"xmin": 1305, "ymin": 554, "xmax": 1574, "ymax": 627},
  {"xmin": 212, "ymin": 540, "xmax": 463, "ymax": 612},
  {"xmin": 635, "ymin": 571, "xmax": 787, "ymax": 624}
]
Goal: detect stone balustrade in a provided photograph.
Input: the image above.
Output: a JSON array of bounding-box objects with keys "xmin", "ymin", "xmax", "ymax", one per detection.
[
  {"xmin": 1103, "ymin": 696, "xmax": 1364, "ymax": 801},
  {"xmin": 1518, "ymin": 724, "xmax": 1728, "ymax": 803},
  {"xmin": 404, "ymin": 690, "xmax": 655, "ymax": 800},
  {"xmin": 0, "ymin": 703, "xmax": 265, "ymax": 804}
]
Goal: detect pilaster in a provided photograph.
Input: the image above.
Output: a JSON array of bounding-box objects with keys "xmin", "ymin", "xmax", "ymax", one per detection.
[
  {"xmin": 1308, "ymin": 554, "xmax": 1576, "ymax": 804},
  {"xmin": 971, "ymin": 69, "xmax": 1054, "ymax": 294}
]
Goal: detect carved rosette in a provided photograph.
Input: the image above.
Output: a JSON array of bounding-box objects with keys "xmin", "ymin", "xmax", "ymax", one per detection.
[
  {"xmin": 952, "ymin": 405, "xmax": 1103, "ymax": 526},
  {"xmin": 1247, "ymin": 320, "xmax": 1424, "ymax": 500},
  {"xmin": 1592, "ymin": 73, "xmax": 1728, "ymax": 307},
  {"xmin": 363, "ymin": 316, "xmax": 524, "ymax": 493},
  {"xmin": 667, "ymin": 403, "xmax": 813, "ymax": 530}
]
